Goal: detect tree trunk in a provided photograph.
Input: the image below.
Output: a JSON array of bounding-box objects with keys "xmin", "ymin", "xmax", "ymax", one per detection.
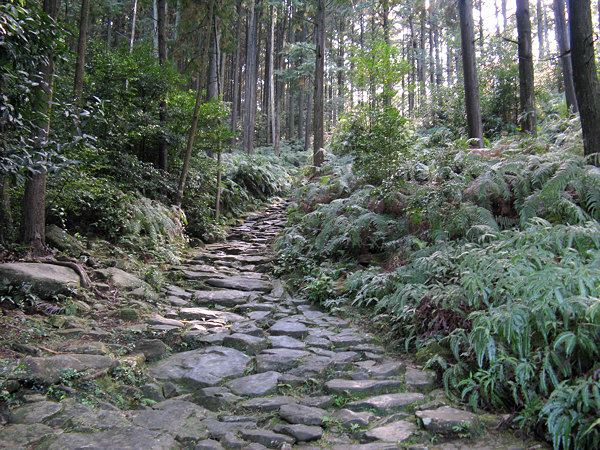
[
  {"xmin": 516, "ymin": 0, "xmax": 537, "ymax": 136},
  {"xmin": 22, "ymin": 0, "xmax": 59, "ymax": 254},
  {"xmin": 243, "ymin": 0, "xmax": 258, "ymax": 154},
  {"xmin": 313, "ymin": 0, "xmax": 325, "ymax": 169},
  {"xmin": 502, "ymin": 0, "xmax": 507, "ymax": 30},
  {"xmin": 0, "ymin": 176, "xmax": 12, "ymax": 245},
  {"xmin": 305, "ymin": 90, "xmax": 312, "ymax": 153},
  {"xmin": 553, "ymin": 0, "xmax": 578, "ymax": 113},
  {"xmin": 536, "ymin": 0, "xmax": 545, "ymax": 57},
  {"xmin": 153, "ymin": 0, "xmax": 159, "ymax": 57},
  {"xmin": 231, "ymin": 0, "xmax": 243, "ymax": 145},
  {"xmin": 569, "ymin": 0, "xmax": 600, "ymax": 162},
  {"xmin": 73, "ymin": 0, "xmax": 89, "ymax": 110},
  {"xmin": 207, "ymin": 12, "xmax": 220, "ymax": 100},
  {"xmin": 129, "ymin": 0, "xmax": 138, "ymax": 53},
  {"xmin": 458, "ymin": 0, "xmax": 484, "ymax": 147},
  {"xmin": 269, "ymin": 7, "xmax": 280, "ymax": 156},
  {"xmin": 176, "ymin": 81, "xmax": 204, "ymax": 206},
  {"xmin": 157, "ymin": 0, "xmax": 169, "ymax": 173}
]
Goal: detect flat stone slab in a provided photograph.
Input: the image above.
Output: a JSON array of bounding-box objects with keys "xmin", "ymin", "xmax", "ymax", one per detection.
[
  {"xmin": 193, "ymin": 289, "xmax": 258, "ymax": 306},
  {"xmin": 43, "ymin": 426, "xmax": 179, "ymax": 449},
  {"xmin": 363, "ymin": 420, "xmax": 417, "ymax": 443},
  {"xmin": 269, "ymin": 318, "xmax": 309, "ymax": 338},
  {"xmin": 12, "ymin": 354, "xmax": 117, "ymax": 384},
  {"xmin": 347, "ymin": 393, "xmax": 426, "ymax": 414},
  {"xmin": 274, "ymin": 423, "xmax": 322, "ymax": 442},
  {"xmin": 415, "ymin": 406, "xmax": 479, "ymax": 435},
  {"xmin": 225, "ymin": 371, "xmax": 282, "ymax": 397},
  {"xmin": 148, "ymin": 346, "xmax": 252, "ymax": 390},
  {"xmin": 0, "ymin": 262, "xmax": 80, "ymax": 296},
  {"xmin": 98, "ymin": 267, "xmax": 150, "ymax": 291},
  {"xmin": 405, "ymin": 368, "xmax": 437, "ymax": 393},
  {"xmin": 223, "ymin": 333, "xmax": 267, "ymax": 355},
  {"xmin": 205, "ymin": 276, "xmax": 272, "ymax": 292},
  {"xmin": 9, "ymin": 401, "xmax": 63, "ymax": 424},
  {"xmin": 238, "ymin": 396, "xmax": 297, "ymax": 412},
  {"xmin": 325, "ymin": 379, "xmax": 404, "ymax": 396},
  {"xmin": 255, "ymin": 348, "xmax": 311, "ymax": 372},
  {"xmin": 239, "ymin": 428, "xmax": 295, "ymax": 448},
  {"xmin": 201, "ymin": 419, "xmax": 257, "ymax": 439},
  {"xmin": 0, "ymin": 423, "xmax": 57, "ymax": 448},
  {"xmin": 279, "ymin": 403, "xmax": 327, "ymax": 426},
  {"xmin": 146, "ymin": 315, "xmax": 185, "ymax": 328},
  {"xmin": 333, "ymin": 409, "xmax": 376, "ymax": 427},
  {"xmin": 269, "ymin": 335, "xmax": 306, "ymax": 349}
]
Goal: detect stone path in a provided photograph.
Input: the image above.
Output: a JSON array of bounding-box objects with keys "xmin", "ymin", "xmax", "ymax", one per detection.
[{"xmin": 1, "ymin": 201, "xmax": 544, "ymax": 449}]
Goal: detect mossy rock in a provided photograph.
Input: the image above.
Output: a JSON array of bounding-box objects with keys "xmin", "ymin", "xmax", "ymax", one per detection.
[
  {"xmin": 115, "ymin": 308, "xmax": 140, "ymax": 322},
  {"xmin": 415, "ymin": 341, "xmax": 453, "ymax": 366}
]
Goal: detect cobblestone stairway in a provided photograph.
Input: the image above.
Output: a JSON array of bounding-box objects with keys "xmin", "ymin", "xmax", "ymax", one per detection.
[{"xmin": 1, "ymin": 200, "xmax": 544, "ymax": 449}]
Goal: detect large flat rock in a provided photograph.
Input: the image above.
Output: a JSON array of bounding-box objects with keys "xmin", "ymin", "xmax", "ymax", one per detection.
[
  {"xmin": 363, "ymin": 420, "xmax": 417, "ymax": 443},
  {"xmin": 148, "ymin": 346, "xmax": 252, "ymax": 390},
  {"xmin": 205, "ymin": 276, "xmax": 272, "ymax": 293},
  {"xmin": 255, "ymin": 348, "xmax": 311, "ymax": 372},
  {"xmin": 98, "ymin": 267, "xmax": 150, "ymax": 291},
  {"xmin": 346, "ymin": 393, "xmax": 425, "ymax": 414},
  {"xmin": 0, "ymin": 262, "xmax": 80, "ymax": 296},
  {"xmin": 193, "ymin": 289, "xmax": 258, "ymax": 306},
  {"xmin": 225, "ymin": 371, "xmax": 282, "ymax": 397},
  {"xmin": 43, "ymin": 426, "xmax": 179, "ymax": 449},
  {"xmin": 325, "ymin": 379, "xmax": 404, "ymax": 396},
  {"xmin": 415, "ymin": 406, "xmax": 480, "ymax": 435},
  {"xmin": 11, "ymin": 354, "xmax": 117, "ymax": 384}
]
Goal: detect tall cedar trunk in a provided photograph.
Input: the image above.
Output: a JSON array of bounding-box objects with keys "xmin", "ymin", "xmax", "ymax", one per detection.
[
  {"xmin": 516, "ymin": 0, "xmax": 537, "ymax": 136},
  {"xmin": 0, "ymin": 177, "xmax": 12, "ymax": 245},
  {"xmin": 153, "ymin": 0, "xmax": 159, "ymax": 57},
  {"xmin": 569, "ymin": 0, "xmax": 600, "ymax": 162},
  {"xmin": 419, "ymin": 15, "xmax": 426, "ymax": 103},
  {"xmin": 129, "ymin": 0, "xmax": 138, "ymax": 53},
  {"xmin": 269, "ymin": 7, "xmax": 279, "ymax": 155},
  {"xmin": 243, "ymin": 0, "xmax": 258, "ymax": 153},
  {"xmin": 264, "ymin": 17, "xmax": 272, "ymax": 143},
  {"xmin": 458, "ymin": 0, "xmax": 484, "ymax": 147},
  {"xmin": 537, "ymin": 0, "xmax": 545, "ymax": 57},
  {"xmin": 553, "ymin": 0, "xmax": 578, "ymax": 113},
  {"xmin": 502, "ymin": 0, "xmax": 507, "ymax": 29},
  {"xmin": 231, "ymin": 0, "xmax": 243, "ymax": 144},
  {"xmin": 157, "ymin": 0, "xmax": 168, "ymax": 172},
  {"xmin": 408, "ymin": 15, "xmax": 415, "ymax": 111},
  {"xmin": 304, "ymin": 90, "xmax": 312, "ymax": 153},
  {"xmin": 338, "ymin": 16, "xmax": 345, "ymax": 112},
  {"xmin": 22, "ymin": 0, "xmax": 59, "ymax": 254},
  {"xmin": 73, "ymin": 0, "xmax": 89, "ymax": 110},
  {"xmin": 313, "ymin": 0, "xmax": 325, "ymax": 169},
  {"xmin": 382, "ymin": 0, "xmax": 391, "ymax": 104},
  {"xmin": 207, "ymin": 10, "xmax": 220, "ymax": 100}
]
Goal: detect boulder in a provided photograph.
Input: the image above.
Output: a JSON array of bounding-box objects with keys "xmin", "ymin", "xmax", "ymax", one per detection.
[
  {"xmin": 45, "ymin": 224, "xmax": 85, "ymax": 256},
  {"xmin": 0, "ymin": 262, "xmax": 80, "ymax": 296}
]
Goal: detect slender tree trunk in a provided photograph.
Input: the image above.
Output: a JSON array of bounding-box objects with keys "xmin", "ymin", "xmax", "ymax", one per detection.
[
  {"xmin": 176, "ymin": 84, "xmax": 203, "ymax": 206},
  {"xmin": 157, "ymin": 0, "xmax": 169, "ymax": 172},
  {"xmin": 0, "ymin": 177, "xmax": 12, "ymax": 245},
  {"xmin": 73, "ymin": 0, "xmax": 89, "ymax": 110},
  {"xmin": 313, "ymin": 0, "xmax": 325, "ymax": 169},
  {"xmin": 153, "ymin": 0, "xmax": 159, "ymax": 57},
  {"xmin": 502, "ymin": 0, "xmax": 507, "ymax": 30},
  {"xmin": 537, "ymin": 0, "xmax": 545, "ymax": 57},
  {"xmin": 231, "ymin": 0, "xmax": 243, "ymax": 145},
  {"xmin": 569, "ymin": 0, "xmax": 600, "ymax": 162},
  {"xmin": 243, "ymin": 0, "xmax": 258, "ymax": 153},
  {"xmin": 207, "ymin": 12, "xmax": 220, "ymax": 100},
  {"xmin": 304, "ymin": 90, "xmax": 312, "ymax": 153},
  {"xmin": 458, "ymin": 0, "xmax": 484, "ymax": 147},
  {"xmin": 516, "ymin": 0, "xmax": 537, "ymax": 136},
  {"xmin": 553, "ymin": 0, "xmax": 578, "ymax": 113},
  {"xmin": 129, "ymin": 0, "xmax": 138, "ymax": 53},
  {"xmin": 22, "ymin": 0, "xmax": 59, "ymax": 254},
  {"xmin": 269, "ymin": 7, "xmax": 279, "ymax": 155}
]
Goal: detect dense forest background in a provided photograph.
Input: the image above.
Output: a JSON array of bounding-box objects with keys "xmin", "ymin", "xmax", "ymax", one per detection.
[{"xmin": 3, "ymin": 0, "xmax": 600, "ymax": 448}]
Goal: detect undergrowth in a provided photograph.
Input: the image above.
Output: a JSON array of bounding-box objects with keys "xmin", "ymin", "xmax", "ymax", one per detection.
[{"xmin": 276, "ymin": 102, "xmax": 600, "ymax": 449}]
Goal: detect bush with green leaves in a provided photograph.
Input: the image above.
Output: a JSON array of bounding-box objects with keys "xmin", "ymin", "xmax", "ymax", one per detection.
[{"xmin": 276, "ymin": 104, "xmax": 600, "ymax": 449}]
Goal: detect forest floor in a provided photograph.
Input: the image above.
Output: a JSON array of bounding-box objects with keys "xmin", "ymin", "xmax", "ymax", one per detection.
[{"xmin": 0, "ymin": 200, "xmax": 547, "ymax": 449}]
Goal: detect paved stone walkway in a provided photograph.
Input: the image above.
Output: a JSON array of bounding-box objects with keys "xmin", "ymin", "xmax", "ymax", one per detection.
[{"xmin": 1, "ymin": 201, "xmax": 543, "ymax": 449}]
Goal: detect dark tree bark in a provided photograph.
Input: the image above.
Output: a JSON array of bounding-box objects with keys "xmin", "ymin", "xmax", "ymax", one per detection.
[
  {"xmin": 231, "ymin": 0, "xmax": 243, "ymax": 145},
  {"xmin": 243, "ymin": 0, "xmax": 258, "ymax": 154},
  {"xmin": 553, "ymin": 0, "xmax": 578, "ymax": 113},
  {"xmin": 536, "ymin": 0, "xmax": 545, "ymax": 57},
  {"xmin": 0, "ymin": 177, "xmax": 12, "ymax": 245},
  {"xmin": 157, "ymin": 0, "xmax": 168, "ymax": 173},
  {"xmin": 569, "ymin": 0, "xmax": 600, "ymax": 162},
  {"xmin": 207, "ymin": 10, "xmax": 220, "ymax": 100},
  {"xmin": 458, "ymin": 0, "xmax": 484, "ymax": 147},
  {"xmin": 516, "ymin": 0, "xmax": 537, "ymax": 136},
  {"xmin": 313, "ymin": 0, "xmax": 325, "ymax": 169},
  {"xmin": 73, "ymin": 0, "xmax": 89, "ymax": 110},
  {"xmin": 22, "ymin": 0, "xmax": 60, "ymax": 254}
]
